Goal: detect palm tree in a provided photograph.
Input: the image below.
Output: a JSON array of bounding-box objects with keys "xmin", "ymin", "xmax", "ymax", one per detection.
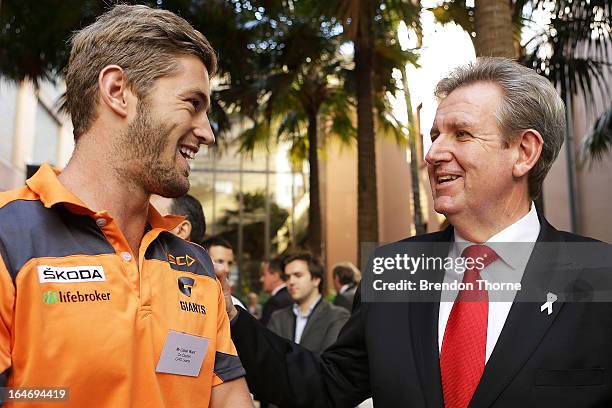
[
  {"xmin": 317, "ymin": 0, "xmax": 422, "ymax": 251},
  {"xmin": 431, "ymin": 0, "xmax": 525, "ymax": 57},
  {"xmin": 521, "ymin": 0, "xmax": 611, "ymax": 230},
  {"xmin": 580, "ymin": 104, "xmax": 612, "ymax": 165},
  {"xmin": 474, "ymin": 0, "xmax": 514, "ymax": 57},
  {"xmin": 227, "ymin": 8, "xmax": 356, "ymax": 258}
]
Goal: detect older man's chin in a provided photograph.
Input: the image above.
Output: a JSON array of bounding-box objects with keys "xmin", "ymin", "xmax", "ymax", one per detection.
[{"xmin": 433, "ymin": 196, "xmax": 458, "ymax": 216}]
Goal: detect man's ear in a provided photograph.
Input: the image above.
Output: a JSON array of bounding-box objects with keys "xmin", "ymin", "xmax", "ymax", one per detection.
[
  {"xmin": 173, "ymin": 220, "xmax": 193, "ymax": 241},
  {"xmin": 513, "ymin": 129, "xmax": 544, "ymax": 178},
  {"xmin": 98, "ymin": 65, "xmax": 132, "ymax": 119}
]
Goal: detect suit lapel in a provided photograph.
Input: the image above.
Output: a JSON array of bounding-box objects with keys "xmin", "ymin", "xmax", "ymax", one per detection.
[
  {"xmin": 276, "ymin": 307, "xmax": 295, "ymax": 341},
  {"xmin": 410, "ymin": 227, "xmax": 453, "ymax": 408},
  {"xmin": 469, "ymin": 219, "xmax": 577, "ymax": 407},
  {"xmin": 300, "ymin": 299, "xmax": 325, "ymax": 347}
]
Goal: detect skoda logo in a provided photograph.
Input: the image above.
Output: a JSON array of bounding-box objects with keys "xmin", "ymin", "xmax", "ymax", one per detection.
[{"xmin": 178, "ymin": 276, "xmax": 195, "ymax": 297}]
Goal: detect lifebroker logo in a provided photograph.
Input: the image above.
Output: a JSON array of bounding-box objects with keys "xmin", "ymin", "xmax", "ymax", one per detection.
[{"xmin": 42, "ymin": 290, "xmax": 111, "ymax": 305}]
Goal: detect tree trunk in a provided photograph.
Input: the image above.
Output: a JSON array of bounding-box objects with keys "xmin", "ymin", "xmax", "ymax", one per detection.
[
  {"xmin": 474, "ymin": 0, "xmax": 515, "ymax": 57},
  {"xmin": 306, "ymin": 109, "xmax": 322, "ymax": 258},
  {"xmin": 355, "ymin": 1, "xmax": 379, "ymax": 258},
  {"xmin": 401, "ymin": 67, "xmax": 426, "ymax": 235}
]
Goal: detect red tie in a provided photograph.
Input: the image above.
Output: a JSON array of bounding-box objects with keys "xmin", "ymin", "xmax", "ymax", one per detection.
[{"xmin": 440, "ymin": 245, "xmax": 498, "ymax": 408}]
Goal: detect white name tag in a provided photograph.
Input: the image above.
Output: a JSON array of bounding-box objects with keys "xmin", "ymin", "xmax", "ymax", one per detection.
[
  {"xmin": 156, "ymin": 330, "xmax": 209, "ymax": 377},
  {"xmin": 37, "ymin": 265, "xmax": 106, "ymax": 283}
]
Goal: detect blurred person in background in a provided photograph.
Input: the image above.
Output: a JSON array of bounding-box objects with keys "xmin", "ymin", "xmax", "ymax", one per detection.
[
  {"xmin": 247, "ymin": 292, "xmax": 262, "ymax": 320},
  {"xmin": 332, "ymin": 262, "xmax": 361, "ymax": 311},
  {"xmin": 267, "ymin": 252, "xmax": 349, "ymax": 354},
  {"xmin": 203, "ymin": 236, "xmax": 246, "ymax": 309},
  {"xmin": 260, "ymin": 256, "xmax": 292, "ymax": 326}
]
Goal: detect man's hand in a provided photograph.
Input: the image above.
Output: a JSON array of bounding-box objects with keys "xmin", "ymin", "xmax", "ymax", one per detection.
[{"xmin": 214, "ymin": 262, "xmax": 239, "ymax": 321}]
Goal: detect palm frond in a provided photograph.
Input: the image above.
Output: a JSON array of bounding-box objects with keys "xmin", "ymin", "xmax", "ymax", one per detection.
[{"xmin": 579, "ymin": 104, "xmax": 612, "ymax": 167}]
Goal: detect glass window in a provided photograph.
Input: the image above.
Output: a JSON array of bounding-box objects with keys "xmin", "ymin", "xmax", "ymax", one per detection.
[{"xmin": 32, "ymin": 102, "xmax": 60, "ymax": 165}]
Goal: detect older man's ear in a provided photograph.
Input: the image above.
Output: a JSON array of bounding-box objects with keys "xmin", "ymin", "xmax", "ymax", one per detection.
[{"xmin": 513, "ymin": 129, "xmax": 544, "ymax": 178}]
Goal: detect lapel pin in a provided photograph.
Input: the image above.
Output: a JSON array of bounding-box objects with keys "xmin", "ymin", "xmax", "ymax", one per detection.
[{"xmin": 540, "ymin": 292, "xmax": 558, "ymax": 315}]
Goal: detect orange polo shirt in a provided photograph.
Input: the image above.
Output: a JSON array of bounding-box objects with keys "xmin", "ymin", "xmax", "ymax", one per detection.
[{"xmin": 0, "ymin": 164, "xmax": 244, "ymax": 407}]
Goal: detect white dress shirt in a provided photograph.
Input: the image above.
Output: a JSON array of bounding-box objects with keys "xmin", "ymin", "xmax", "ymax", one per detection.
[
  {"xmin": 231, "ymin": 295, "xmax": 246, "ymax": 309},
  {"xmin": 292, "ymin": 295, "xmax": 321, "ymax": 344},
  {"xmin": 271, "ymin": 283, "xmax": 287, "ymax": 296},
  {"xmin": 438, "ymin": 204, "xmax": 540, "ymax": 363}
]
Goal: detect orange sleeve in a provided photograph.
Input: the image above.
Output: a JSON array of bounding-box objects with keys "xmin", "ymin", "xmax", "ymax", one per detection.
[
  {"xmin": 212, "ymin": 280, "xmax": 245, "ymax": 386},
  {"xmin": 0, "ymin": 254, "xmax": 14, "ymax": 376}
]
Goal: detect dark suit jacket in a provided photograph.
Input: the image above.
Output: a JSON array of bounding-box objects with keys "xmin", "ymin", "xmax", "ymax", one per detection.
[
  {"xmin": 231, "ymin": 217, "xmax": 612, "ymax": 407},
  {"xmin": 261, "ymin": 286, "xmax": 293, "ymax": 326},
  {"xmin": 333, "ymin": 283, "xmax": 358, "ymax": 311},
  {"xmin": 268, "ymin": 299, "xmax": 350, "ymax": 354}
]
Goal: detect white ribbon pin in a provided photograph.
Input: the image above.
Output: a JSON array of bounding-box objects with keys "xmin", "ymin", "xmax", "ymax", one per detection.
[{"xmin": 540, "ymin": 292, "xmax": 558, "ymax": 315}]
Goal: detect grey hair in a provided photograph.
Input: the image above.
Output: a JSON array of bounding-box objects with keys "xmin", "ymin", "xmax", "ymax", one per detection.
[{"xmin": 434, "ymin": 57, "xmax": 566, "ymax": 199}]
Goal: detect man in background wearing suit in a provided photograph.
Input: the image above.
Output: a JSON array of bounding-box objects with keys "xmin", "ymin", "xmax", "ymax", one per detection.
[
  {"xmin": 332, "ymin": 262, "xmax": 361, "ymax": 311},
  {"xmin": 260, "ymin": 257, "xmax": 293, "ymax": 326},
  {"xmin": 223, "ymin": 57, "xmax": 612, "ymax": 407},
  {"xmin": 268, "ymin": 253, "xmax": 349, "ymax": 354}
]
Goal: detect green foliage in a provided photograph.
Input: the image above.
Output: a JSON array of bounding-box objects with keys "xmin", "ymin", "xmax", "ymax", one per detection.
[
  {"xmin": 521, "ymin": 0, "xmax": 611, "ymax": 110},
  {"xmin": 580, "ymin": 104, "xmax": 612, "ymax": 166},
  {"xmin": 432, "ymin": 0, "xmax": 612, "ymax": 161}
]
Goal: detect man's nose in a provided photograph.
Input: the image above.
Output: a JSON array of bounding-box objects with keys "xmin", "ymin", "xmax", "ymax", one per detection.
[
  {"xmin": 425, "ymin": 135, "xmax": 453, "ymax": 166},
  {"xmin": 193, "ymin": 114, "xmax": 215, "ymax": 145}
]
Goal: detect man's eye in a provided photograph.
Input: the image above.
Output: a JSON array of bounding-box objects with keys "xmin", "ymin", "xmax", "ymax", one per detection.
[
  {"xmin": 189, "ymin": 99, "xmax": 202, "ymax": 111},
  {"xmin": 457, "ymin": 130, "xmax": 471, "ymax": 138}
]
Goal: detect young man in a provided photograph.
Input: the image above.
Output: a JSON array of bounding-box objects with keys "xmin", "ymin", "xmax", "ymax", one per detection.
[
  {"xmin": 203, "ymin": 237, "xmax": 246, "ymax": 309},
  {"xmin": 0, "ymin": 5, "xmax": 251, "ymax": 407},
  {"xmin": 331, "ymin": 262, "xmax": 361, "ymax": 311},
  {"xmin": 151, "ymin": 193, "xmax": 206, "ymax": 245},
  {"xmin": 267, "ymin": 253, "xmax": 349, "ymax": 354},
  {"xmin": 224, "ymin": 58, "xmax": 612, "ymax": 407},
  {"xmin": 259, "ymin": 257, "xmax": 292, "ymax": 326}
]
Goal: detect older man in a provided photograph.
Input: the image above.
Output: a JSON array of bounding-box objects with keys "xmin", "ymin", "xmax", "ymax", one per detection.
[
  {"xmin": 223, "ymin": 58, "xmax": 612, "ymax": 407},
  {"xmin": 0, "ymin": 5, "xmax": 251, "ymax": 407}
]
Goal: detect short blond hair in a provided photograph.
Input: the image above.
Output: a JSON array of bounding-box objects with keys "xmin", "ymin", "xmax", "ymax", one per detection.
[{"xmin": 66, "ymin": 4, "xmax": 217, "ymax": 139}]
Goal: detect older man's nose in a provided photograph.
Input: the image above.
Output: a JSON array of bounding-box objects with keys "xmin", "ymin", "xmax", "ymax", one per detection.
[{"xmin": 425, "ymin": 136, "xmax": 453, "ymax": 165}]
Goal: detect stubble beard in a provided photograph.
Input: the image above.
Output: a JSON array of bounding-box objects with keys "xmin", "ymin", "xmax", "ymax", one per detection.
[{"xmin": 116, "ymin": 99, "xmax": 189, "ymax": 198}]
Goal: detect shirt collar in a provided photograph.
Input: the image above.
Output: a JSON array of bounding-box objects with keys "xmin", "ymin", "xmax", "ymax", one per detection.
[
  {"xmin": 271, "ymin": 283, "xmax": 287, "ymax": 296},
  {"xmin": 453, "ymin": 203, "xmax": 540, "ymax": 269},
  {"xmin": 26, "ymin": 163, "xmax": 184, "ymax": 231},
  {"xmin": 292, "ymin": 295, "xmax": 322, "ymax": 318},
  {"xmin": 339, "ymin": 284, "xmax": 351, "ymax": 294}
]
